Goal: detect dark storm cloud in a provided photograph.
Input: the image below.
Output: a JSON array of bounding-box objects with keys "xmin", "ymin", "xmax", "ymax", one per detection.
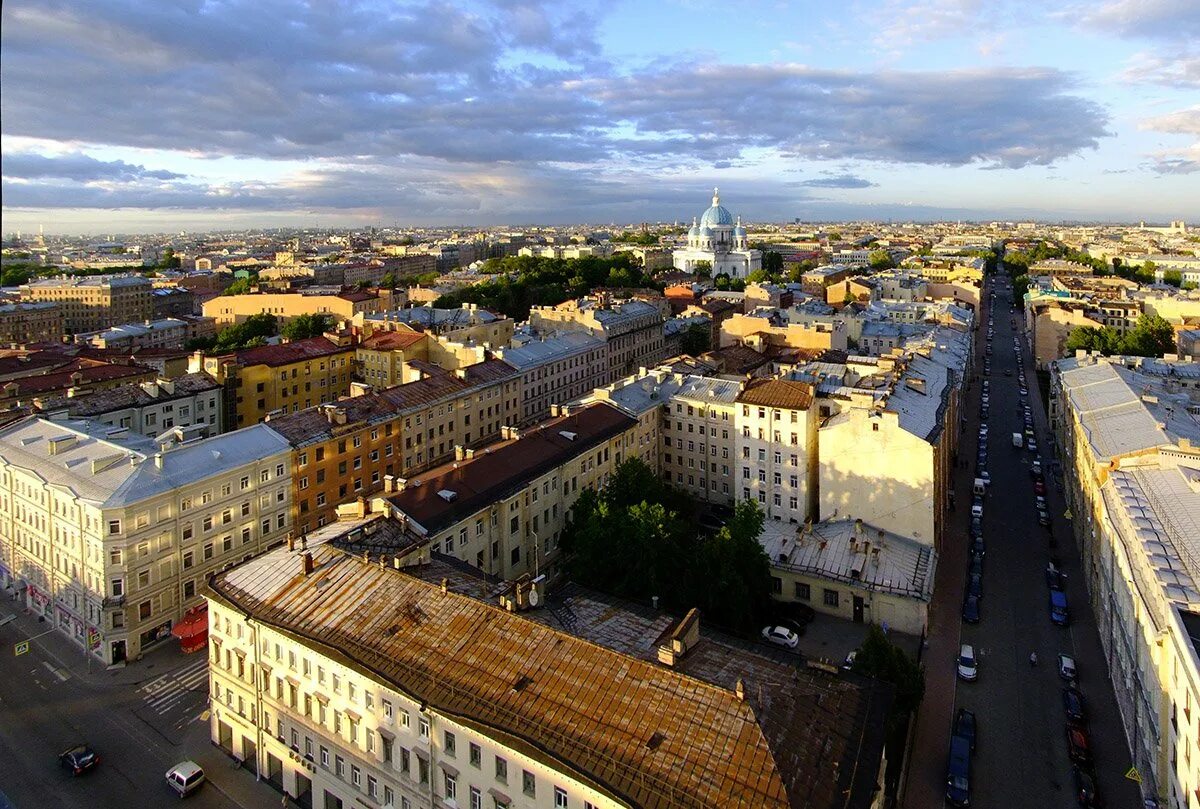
[{"xmin": 2, "ymin": 152, "xmax": 184, "ymax": 181}]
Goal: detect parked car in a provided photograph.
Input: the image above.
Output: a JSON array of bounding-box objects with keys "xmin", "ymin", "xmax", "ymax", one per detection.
[
  {"xmin": 1059, "ymin": 653, "xmax": 1078, "ymax": 681},
  {"xmin": 1066, "ymin": 726, "xmax": 1091, "ymax": 765},
  {"xmin": 954, "ymin": 708, "xmax": 977, "ymax": 752},
  {"xmin": 1051, "ymin": 589, "xmax": 1070, "ymax": 626},
  {"xmin": 946, "ymin": 733, "xmax": 972, "ymax": 807},
  {"xmin": 59, "ymin": 744, "xmax": 99, "ymax": 776},
  {"xmin": 1073, "ymin": 766, "xmax": 1100, "ymax": 808},
  {"xmin": 969, "ymin": 554, "xmax": 983, "ymax": 579},
  {"xmin": 775, "ymin": 618, "xmax": 807, "ymax": 638},
  {"xmin": 842, "ymin": 650, "xmax": 857, "ymax": 672},
  {"xmin": 1005, "ymin": 369, "xmax": 1013, "ymax": 376},
  {"xmin": 962, "ymin": 595, "xmax": 981, "ymax": 624},
  {"xmin": 1063, "ymin": 687, "xmax": 1086, "ymax": 723},
  {"xmin": 970, "ymin": 517, "xmax": 983, "ymax": 538},
  {"xmin": 1028, "ymin": 439, "xmax": 1039, "ymax": 453},
  {"xmin": 1038, "ymin": 510, "xmax": 1052, "ymax": 527},
  {"xmin": 165, "ymin": 761, "xmax": 206, "ymax": 798},
  {"xmin": 1046, "ymin": 564, "xmax": 1064, "ymax": 590},
  {"xmin": 1034, "ymin": 480, "xmax": 1047, "ymax": 495},
  {"xmin": 971, "ymin": 537, "xmax": 985, "ymax": 557},
  {"xmin": 967, "ymin": 572, "xmax": 983, "ymax": 600},
  {"xmin": 957, "ymin": 644, "xmax": 979, "ymax": 681},
  {"xmin": 761, "ymin": 625, "xmax": 800, "ymax": 649}
]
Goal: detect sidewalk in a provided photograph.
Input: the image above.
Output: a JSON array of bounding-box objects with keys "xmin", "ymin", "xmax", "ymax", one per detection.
[
  {"xmin": 901, "ymin": 287, "xmax": 991, "ymax": 808},
  {"xmin": 0, "ymin": 595, "xmax": 200, "ymax": 689}
]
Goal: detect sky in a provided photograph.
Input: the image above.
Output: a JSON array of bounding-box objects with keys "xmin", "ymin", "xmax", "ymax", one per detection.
[{"xmin": 1, "ymin": 0, "xmax": 1198, "ymax": 234}]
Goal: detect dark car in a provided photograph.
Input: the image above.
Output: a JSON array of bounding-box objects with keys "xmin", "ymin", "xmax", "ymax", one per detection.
[
  {"xmin": 969, "ymin": 517, "xmax": 983, "ymax": 538},
  {"xmin": 1046, "ymin": 565, "xmax": 1064, "ymax": 590},
  {"xmin": 962, "ymin": 595, "xmax": 981, "ymax": 624},
  {"xmin": 971, "ymin": 537, "xmax": 985, "ymax": 557},
  {"xmin": 953, "ymin": 708, "xmax": 977, "ymax": 752},
  {"xmin": 1063, "ymin": 687, "xmax": 1086, "ymax": 723},
  {"xmin": 1005, "ymin": 369, "xmax": 1013, "ymax": 376},
  {"xmin": 1039, "ymin": 510, "xmax": 1052, "ymax": 527},
  {"xmin": 60, "ymin": 744, "xmax": 99, "ymax": 776},
  {"xmin": 969, "ymin": 554, "xmax": 983, "ymax": 579},
  {"xmin": 1034, "ymin": 480, "xmax": 1047, "ymax": 495},
  {"xmin": 1073, "ymin": 766, "xmax": 1100, "ymax": 808},
  {"xmin": 967, "ymin": 572, "xmax": 983, "ymax": 600},
  {"xmin": 945, "ymin": 734, "xmax": 971, "ymax": 807},
  {"xmin": 1066, "ymin": 726, "xmax": 1091, "ymax": 765}
]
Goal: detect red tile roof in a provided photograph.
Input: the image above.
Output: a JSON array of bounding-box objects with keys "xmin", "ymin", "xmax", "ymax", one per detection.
[{"xmin": 360, "ymin": 330, "xmax": 426, "ymax": 351}]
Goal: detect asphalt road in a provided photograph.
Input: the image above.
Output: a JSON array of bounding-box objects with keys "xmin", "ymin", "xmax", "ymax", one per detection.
[
  {"xmin": 0, "ymin": 612, "xmax": 265, "ymax": 809},
  {"xmin": 952, "ymin": 278, "xmax": 1139, "ymax": 809}
]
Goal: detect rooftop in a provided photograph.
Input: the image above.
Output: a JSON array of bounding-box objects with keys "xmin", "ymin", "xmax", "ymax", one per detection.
[
  {"xmin": 32, "ymin": 372, "xmax": 220, "ymax": 415},
  {"xmin": 384, "ymin": 403, "xmax": 635, "ymax": 536},
  {"xmin": 737, "ymin": 379, "xmax": 814, "ymax": 410},
  {"xmin": 207, "ymin": 536, "xmax": 890, "ymax": 809},
  {"xmin": 219, "ymin": 336, "xmax": 350, "ymax": 367},
  {"xmin": 495, "ymin": 332, "xmax": 605, "ymax": 370},
  {"xmin": 358, "ymin": 330, "xmax": 427, "ymax": 351}
]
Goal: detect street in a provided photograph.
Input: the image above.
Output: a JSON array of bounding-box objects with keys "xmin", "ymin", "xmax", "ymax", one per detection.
[
  {"xmin": 951, "ymin": 277, "xmax": 1140, "ymax": 808},
  {"xmin": 0, "ymin": 605, "xmax": 281, "ymax": 809}
]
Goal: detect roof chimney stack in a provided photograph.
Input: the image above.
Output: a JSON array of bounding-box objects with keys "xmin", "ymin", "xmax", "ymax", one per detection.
[{"xmin": 302, "ymin": 552, "xmax": 315, "ymax": 577}]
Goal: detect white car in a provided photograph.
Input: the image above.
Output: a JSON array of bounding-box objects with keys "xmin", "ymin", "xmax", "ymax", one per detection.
[
  {"xmin": 165, "ymin": 761, "xmax": 206, "ymax": 797},
  {"xmin": 761, "ymin": 625, "xmax": 800, "ymax": 649},
  {"xmin": 1058, "ymin": 654, "xmax": 1077, "ymax": 681},
  {"xmin": 958, "ymin": 644, "xmax": 978, "ymax": 681},
  {"xmin": 979, "ymin": 424, "xmax": 989, "ymax": 435}
]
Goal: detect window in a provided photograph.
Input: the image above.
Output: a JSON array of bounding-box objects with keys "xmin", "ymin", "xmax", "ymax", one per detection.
[
  {"xmin": 320, "ymin": 746, "xmax": 329, "ymax": 767},
  {"xmin": 444, "ymin": 772, "xmax": 457, "ymax": 801},
  {"xmin": 771, "ymin": 576, "xmax": 782, "ymax": 594},
  {"xmin": 555, "ymin": 787, "xmax": 569, "ymax": 808},
  {"xmin": 469, "ymin": 742, "xmax": 481, "ymax": 768},
  {"xmin": 351, "ymin": 766, "xmax": 360, "ymax": 788},
  {"xmin": 444, "ymin": 730, "xmax": 456, "ymax": 757},
  {"xmin": 824, "ymin": 588, "xmax": 840, "ymax": 607},
  {"xmin": 367, "ymin": 776, "xmax": 378, "ymax": 799},
  {"xmin": 108, "ymin": 520, "xmax": 121, "ymax": 535},
  {"xmin": 335, "ymin": 756, "xmax": 345, "ymax": 778},
  {"xmin": 495, "ymin": 756, "xmax": 508, "ymax": 784},
  {"xmin": 522, "ymin": 770, "xmax": 536, "ymax": 797},
  {"xmin": 470, "ymin": 786, "xmax": 483, "ymax": 809},
  {"xmin": 419, "ymin": 716, "xmax": 429, "ymax": 738}
]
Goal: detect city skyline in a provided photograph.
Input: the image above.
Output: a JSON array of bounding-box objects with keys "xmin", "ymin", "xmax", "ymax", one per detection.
[{"xmin": 2, "ymin": 0, "xmax": 1198, "ymax": 233}]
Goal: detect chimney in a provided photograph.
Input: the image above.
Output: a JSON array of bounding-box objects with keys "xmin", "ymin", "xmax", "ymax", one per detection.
[
  {"xmin": 154, "ymin": 453, "xmax": 164, "ymax": 470},
  {"xmin": 735, "ymin": 678, "xmax": 746, "ymax": 702},
  {"xmin": 440, "ymin": 578, "xmax": 449, "ymax": 594},
  {"xmin": 287, "ymin": 536, "xmax": 296, "ymax": 551},
  {"xmin": 302, "ymin": 552, "xmax": 315, "ymax": 576}
]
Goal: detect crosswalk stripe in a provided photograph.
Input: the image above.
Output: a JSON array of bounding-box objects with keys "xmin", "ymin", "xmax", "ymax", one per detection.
[{"xmin": 138, "ymin": 658, "xmax": 210, "ymax": 715}]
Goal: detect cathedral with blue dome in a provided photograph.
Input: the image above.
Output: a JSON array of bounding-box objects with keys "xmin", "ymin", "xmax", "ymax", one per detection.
[{"xmin": 672, "ymin": 188, "xmax": 761, "ymax": 279}]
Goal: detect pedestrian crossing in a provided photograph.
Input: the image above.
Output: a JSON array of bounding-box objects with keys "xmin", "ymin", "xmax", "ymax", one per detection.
[{"xmin": 138, "ymin": 655, "xmax": 209, "ymax": 716}]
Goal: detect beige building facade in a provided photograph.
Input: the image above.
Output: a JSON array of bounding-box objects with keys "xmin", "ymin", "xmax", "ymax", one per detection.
[{"xmin": 20, "ymin": 274, "xmax": 153, "ymax": 335}]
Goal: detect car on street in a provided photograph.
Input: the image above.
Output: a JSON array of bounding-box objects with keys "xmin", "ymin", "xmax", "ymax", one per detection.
[
  {"xmin": 970, "ymin": 517, "xmax": 983, "ymax": 538},
  {"xmin": 165, "ymin": 761, "xmax": 206, "ymax": 798},
  {"xmin": 1005, "ymin": 369, "xmax": 1013, "ymax": 376},
  {"xmin": 1028, "ymin": 439, "xmax": 1039, "ymax": 453},
  {"xmin": 1031, "ymin": 459, "xmax": 1043, "ymax": 476},
  {"xmin": 1038, "ymin": 510, "xmax": 1052, "ymax": 527},
  {"xmin": 1046, "ymin": 564, "xmax": 1064, "ymax": 589},
  {"xmin": 979, "ymin": 469, "xmax": 990, "ymax": 487},
  {"xmin": 1051, "ymin": 589, "xmax": 1070, "ymax": 626},
  {"xmin": 962, "ymin": 595, "xmax": 981, "ymax": 624},
  {"xmin": 980, "ymin": 406, "xmax": 989, "ymax": 419},
  {"xmin": 1073, "ymin": 766, "xmax": 1100, "ymax": 808},
  {"xmin": 761, "ymin": 625, "xmax": 800, "ymax": 649},
  {"xmin": 1034, "ymin": 480, "xmax": 1047, "ymax": 495},
  {"xmin": 968, "ymin": 572, "xmax": 983, "ymax": 600},
  {"xmin": 842, "ymin": 650, "xmax": 857, "ymax": 671},
  {"xmin": 59, "ymin": 744, "xmax": 99, "ymax": 776},
  {"xmin": 971, "ymin": 537, "xmax": 985, "ymax": 557},
  {"xmin": 1059, "ymin": 653, "xmax": 1078, "ymax": 681},
  {"xmin": 954, "ymin": 708, "xmax": 977, "ymax": 752},
  {"xmin": 969, "ymin": 554, "xmax": 983, "ymax": 579},
  {"xmin": 1063, "ymin": 687, "xmax": 1086, "ymax": 723},
  {"xmin": 958, "ymin": 644, "xmax": 979, "ymax": 681},
  {"xmin": 774, "ymin": 618, "xmax": 807, "ymax": 638},
  {"xmin": 946, "ymin": 733, "xmax": 972, "ymax": 807},
  {"xmin": 1066, "ymin": 726, "xmax": 1091, "ymax": 765}
]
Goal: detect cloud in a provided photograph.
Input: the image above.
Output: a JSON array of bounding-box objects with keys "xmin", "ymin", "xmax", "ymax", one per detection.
[
  {"xmin": 794, "ymin": 174, "xmax": 877, "ymax": 188},
  {"xmin": 1140, "ymin": 107, "xmax": 1200, "ymax": 137},
  {"xmin": 1120, "ymin": 52, "xmax": 1200, "ymax": 88},
  {"xmin": 1072, "ymin": 0, "xmax": 1200, "ymax": 40},
  {"xmin": 872, "ymin": 0, "xmax": 981, "ymax": 45},
  {"xmin": 1, "ymin": 152, "xmax": 184, "ymax": 181}
]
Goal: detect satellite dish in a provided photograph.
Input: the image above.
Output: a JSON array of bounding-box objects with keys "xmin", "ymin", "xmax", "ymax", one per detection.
[{"xmin": 527, "ymin": 587, "xmax": 540, "ymax": 608}]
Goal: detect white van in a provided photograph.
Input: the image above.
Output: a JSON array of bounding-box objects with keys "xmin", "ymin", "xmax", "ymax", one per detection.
[{"xmin": 973, "ymin": 478, "xmax": 986, "ymax": 496}]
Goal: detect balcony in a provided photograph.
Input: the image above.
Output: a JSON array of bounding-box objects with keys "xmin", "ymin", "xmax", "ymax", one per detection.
[{"xmin": 102, "ymin": 594, "xmax": 126, "ymax": 608}]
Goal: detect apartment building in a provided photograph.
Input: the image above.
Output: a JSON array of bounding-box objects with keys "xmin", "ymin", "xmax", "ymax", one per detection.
[
  {"xmin": 493, "ymin": 332, "xmax": 609, "ymax": 425},
  {"xmin": 0, "ymin": 302, "xmax": 64, "ymax": 346},
  {"xmin": 205, "ymin": 531, "xmax": 890, "ymax": 809},
  {"xmin": 530, "ymin": 298, "xmax": 667, "ymax": 381},
  {"xmin": 30, "ymin": 373, "xmax": 224, "ymax": 437},
  {"xmin": 799, "ymin": 265, "xmax": 856, "ymax": 295},
  {"xmin": 355, "ymin": 330, "xmax": 430, "ymax": 388},
  {"xmin": 735, "ymin": 379, "xmax": 818, "ymax": 524},
  {"xmin": 203, "ymin": 289, "xmax": 395, "ymax": 327},
  {"xmin": 268, "ymin": 359, "xmax": 520, "ymax": 534},
  {"xmin": 587, "ymin": 370, "xmax": 744, "ymax": 506},
  {"xmin": 0, "ymin": 418, "xmax": 291, "ymax": 665},
  {"xmin": 1052, "ymin": 355, "xmax": 1200, "ymax": 808},
  {"xmin": 20, "ymin": 274, "xmax": 153, "ymax": 335},
  {"xmin": 196, "ymin": 336, "xmax": 356, "ymax": 427},
  {"xmin": 75, "ymin": 316, "xmax": 217, "ymax": 351},
  {"xmin": 362, "ymin": 304, "xmax": 514, "ymax": 347},
  {"xmin": 0, "ymin": 357, "xmax": 158, "ymax": 411},
  {"xmin": 813, "ymin": 335, "xmax": 967, "ymax": 551},
  {"xmin": 377, "ymin": 402, "xmax": 639, "ymax": 582}
]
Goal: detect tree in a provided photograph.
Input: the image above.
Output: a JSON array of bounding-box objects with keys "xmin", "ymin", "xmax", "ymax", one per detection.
[
  {"xmin": 0, "ymin": 266, "xmax": 33, "ymax": 286},
  {"xmin": 280, "ymin": 313, "xmax": 333, "ymax": 342},
  {"xmin": 692, "ymin": 260, "xmax": 713, "ymax": 280},
  {"xmin": 1119, "ymin": 314, "xmax": 1175, "ymax": 357},
  {"xmin": 762, "ymin": 251, "xmax": 784, "ymax": 276},
  {"xmin": 1012, "ymin": 274, "xmax": 1030, "ymax": 300},
  {"xmin": 868, "ymin": 250, "xmax": 894, "ymax": 270},
  {"xmin": 680, "ymin": 323, "xmax": 711, "ymax": 356},
  {"xmin": 1064, "ymin": 325, "xmax": 1119, "ymax": 355},
  {"xmin": 223, "ymin": 276, "xmax": 255, "ymax": 296},
  {"xmin": 851, "ymin": 624, "xmax": 924, "ymax": 733},
  {"xmin": 155, "ymin": 248, "xmax": 181, "ymax": 270},
  {"xmin": 745, "ymin": 268, "xmax": 770, "ymax": 284},
  {"xmin": 380, "ymin": 272, "xmax": 397, "ymax": 289},
  {"xmin": 1163, "ymin": 270, "xmax": 1183, "ymax": 288},
  {"xmin": 212, "ymin": 313, "xmax": 278, "ymax": 353},
  {"xmin": 788, "ymin": 259, "xmax": 818, "ymax": 283},
  {"xmin": 713, "ymin": 272, "xmax": 731, "ymax": 290}
]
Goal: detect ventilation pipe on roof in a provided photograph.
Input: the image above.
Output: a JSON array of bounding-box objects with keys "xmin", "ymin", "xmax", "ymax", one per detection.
[
  {"xmin": 734, "ymin": 679, "xmax": 746, "ymax": 702},
  {"xmin": 302, "ymin": 552, "xmax": 315, "ymax": 577}
]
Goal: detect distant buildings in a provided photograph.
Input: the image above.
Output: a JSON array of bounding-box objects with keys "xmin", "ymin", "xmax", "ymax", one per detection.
[
  {"xmin": 0, "ymin": 301, "xmax": 63, "ymax": 346},
  {"xmin": 203, "ymin": 288, "xmax": 395, "ymax": 327},
  {"xmin": 672, "ymin": 189, "xmax": 762, "ymax": 278},
  {"xmin": 530, "ymin": 297, "xmax": 668, "ymax": 380},
  {"xmin": 29, "ymin": 373, "xmax": 225, "ymax": 437},
  {"xmin": 19, "ymin": 274, "xmax": 153, "ymax": 335},
  {"xmin": 74, "ymin": 316, "xmax": 216, "ymax": 351}
]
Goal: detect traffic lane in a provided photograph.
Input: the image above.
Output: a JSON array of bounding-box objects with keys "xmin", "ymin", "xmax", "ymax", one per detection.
[{"xmin": 0, "ymin": 626, "xmax": 239, "ymax": 809}]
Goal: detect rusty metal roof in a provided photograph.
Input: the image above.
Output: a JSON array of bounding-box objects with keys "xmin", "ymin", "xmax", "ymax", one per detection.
[
  {"xmin": 736, "ymin": 379, "xmax": 815, "ymax": 410},
  {"xmin": 209, "ymin": 541, "xmax": 889, "ymax": 809},
  {"xmin": 221, "ymin": 336, "xmax": 352, "ymax": 368}
]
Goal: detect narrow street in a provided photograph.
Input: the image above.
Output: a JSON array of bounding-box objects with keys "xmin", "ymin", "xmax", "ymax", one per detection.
[{"xmin": 907, "ymin": 275, "xmax": 1140, "ymax": 808}]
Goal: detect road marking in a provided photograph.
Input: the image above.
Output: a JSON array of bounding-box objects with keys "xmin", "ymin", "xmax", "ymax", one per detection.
[
  {"xmin": 41, "ymin": 661, "xmax": 69, "ymax": 681},
  {"xmin": 138, "ymin": 656, "xmax": 209, "ymax": 715}
]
